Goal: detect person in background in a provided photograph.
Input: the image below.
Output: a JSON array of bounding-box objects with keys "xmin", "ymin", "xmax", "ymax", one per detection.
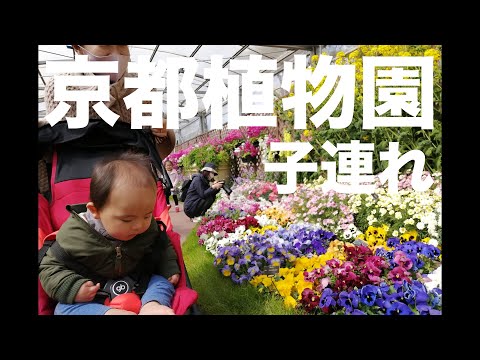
[
  {"xmin": 183, "ymin": 162, "xmax": 224, "ymax": 222},
  {"xmin": 40, "ymin": 45, "xmax": 176, "ymax": 159},
  {"xmin": 39, "ymin": 45, "xmax": 176, "ymax": 199},
  {"xmin": 164, "ymin": 160, "xmax": 181, "ymax": 212}
]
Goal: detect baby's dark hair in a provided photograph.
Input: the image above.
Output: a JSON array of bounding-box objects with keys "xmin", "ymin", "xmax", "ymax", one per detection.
[{"xmin": 90, "ymin": 151, "xmax": 157, "ymax": 210}]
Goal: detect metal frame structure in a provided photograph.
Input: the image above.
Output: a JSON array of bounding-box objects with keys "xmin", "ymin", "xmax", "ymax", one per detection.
[{"xmin": 38, "ymin": 45, "xmax": 356, "ymax": 144}]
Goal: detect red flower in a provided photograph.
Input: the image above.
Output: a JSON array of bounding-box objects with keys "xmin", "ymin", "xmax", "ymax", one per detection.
[{"xmin": 388, "ymin": 266, "xmax": 412, "ymax": 283}]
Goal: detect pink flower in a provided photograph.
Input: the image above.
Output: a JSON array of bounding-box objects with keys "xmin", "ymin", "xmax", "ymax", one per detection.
[
  {"xmin": 393, "ymin": 251, "xmax": 413, "ymax": 270},
  {"xmin": 246, "ymin": 126, "xmax": 267, "ymax": 138},
  {"xmin": 388, "ymin": 266, "xmax": 412, "ymax": 283},
  {"xmin": 319, "ymin": 277, "xmax": 330, "ymax": 290}
]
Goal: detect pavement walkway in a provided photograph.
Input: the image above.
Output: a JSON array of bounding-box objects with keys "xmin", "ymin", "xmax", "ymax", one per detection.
[{"xmin": 168, "ymin": 203, "xmax": 197, "ymax": 244}]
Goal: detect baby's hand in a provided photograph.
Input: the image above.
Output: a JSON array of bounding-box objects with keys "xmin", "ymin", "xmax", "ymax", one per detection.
[
  {"xmin": 75, "ymin": 281, "xmax": 100, "ymax": 302},
  {"xmin": 168, "ymin": 273, "xmax": 180, "ymax": 286}
]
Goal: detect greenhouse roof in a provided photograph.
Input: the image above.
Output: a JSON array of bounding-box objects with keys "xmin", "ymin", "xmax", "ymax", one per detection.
[{"xmin": 38, "ymin": 45, "xmax": 317, "ymax": 125}]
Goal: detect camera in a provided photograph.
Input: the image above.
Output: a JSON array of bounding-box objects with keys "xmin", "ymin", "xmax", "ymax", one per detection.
[{"xmin": 220, "ymin": 180, "xmax": 232, "ymax": 195}]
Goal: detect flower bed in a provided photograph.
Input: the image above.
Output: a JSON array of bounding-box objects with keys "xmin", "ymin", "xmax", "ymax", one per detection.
[{"xmin": 195, "ymin": 174, "xmax": 442, "ymax": 315}]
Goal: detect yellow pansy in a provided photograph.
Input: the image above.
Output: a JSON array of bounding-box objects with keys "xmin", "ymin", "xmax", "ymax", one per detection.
[
  {"xmin": 261, "ymin": 276, "xmax": 273, "ymax": 287},
  {"xmin": 279, "ymin": 267, "xmax": 294, "ymax": 277},
  {"xmin": 295, "ymin": 278, "xmax": 313, "ymax": 296},
  {"xmin": 400, "ymin": 229, "xmax": 418, "ymax": 242},
  {"xmin": 294, "ymin": 257, "xmax": 311, "ymax": 272},
  {"xmin": 275, "ymin": 279, "xmax": 294, "ymax": 298},
  {"xmin": 250, "ymin": 275, "xmax": 265, "ymax": 287},
  {"xmin": 284, "ymin": 295, "xmax": 297, "ymax": 309}
]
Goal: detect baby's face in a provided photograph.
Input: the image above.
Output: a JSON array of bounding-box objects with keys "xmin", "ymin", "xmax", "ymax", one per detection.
[
  {"xmin": 165, "ymin": 162, "xmax": 173, "ymax": 171},
  {"xmin": 97, "ymin": 184, "xmax": 156, "ymax": 241}
]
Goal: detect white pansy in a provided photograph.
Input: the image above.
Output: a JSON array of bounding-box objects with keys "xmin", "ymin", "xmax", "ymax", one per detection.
[
  {"xmin": 348, "ymin": 223, "xmax": 357, "ymax": 232},
  {"xmin": 395, "ymin": 211, "xmax": 402, "ymax": 219},
  {"xmin": 217, "ymin": 238, "xmax": 233, "ymax": 249},
  {"xmin": 416, "ymin": 222, "xmax": 425, "ymax": 230},
  {"xmin": 428, "ymin": 238, "xmax": 438, "ymax": 247},
  {"xmin": 425, "ymin": 266, "xmax": 442, "ymax": 291},
  {"xmin": 392, "ymin": 230, "xmax": 399, "ymax": 237},
  {"xmin": 234, "ymin": 225, "xmax": 246, "ymax": 234}
]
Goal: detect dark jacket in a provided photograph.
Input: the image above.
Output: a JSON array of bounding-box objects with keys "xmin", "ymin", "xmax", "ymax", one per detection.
[
  {"xmin": 183, "ymin": 173, "xmax": 220, "ymax": 218},
  {"xmin": 39, "ymin": 204, "xmax": 180, "ymax": 304}
]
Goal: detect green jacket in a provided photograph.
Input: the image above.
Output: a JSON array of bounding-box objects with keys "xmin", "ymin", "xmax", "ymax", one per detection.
[{"xmin": 39, "ymin": 205, "xmax": 180, "ymax": 304}]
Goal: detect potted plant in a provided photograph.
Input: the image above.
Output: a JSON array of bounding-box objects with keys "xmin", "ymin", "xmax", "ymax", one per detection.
[
  {"xmin": 234, "ymin": 140, "xmax": 260, "ymax": 163},
  {"xmin": 179, "ymin": 144, "xmax": 231, "ymax": 176}
]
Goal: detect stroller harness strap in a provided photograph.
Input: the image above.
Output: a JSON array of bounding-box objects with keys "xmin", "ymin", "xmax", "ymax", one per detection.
[
  {"xmin": 40, "ymin": 239, "xmax": 146, "ymax": 301},
  {"xmin": 38, "ymin": 240, "xmax": 55, "ymax": 266}
]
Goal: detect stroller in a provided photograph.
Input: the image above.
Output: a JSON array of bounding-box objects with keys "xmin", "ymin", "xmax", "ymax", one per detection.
[{"xmin": 38, "ymin": 119, "xmax": 199, "ymax": 315}]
